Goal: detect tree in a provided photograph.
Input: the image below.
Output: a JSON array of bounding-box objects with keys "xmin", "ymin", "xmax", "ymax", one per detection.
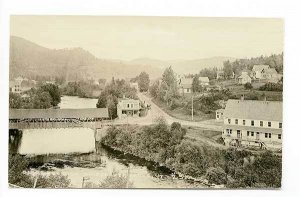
[
  {"xmin": 160, "ymin": 67, "xmax": 179, "ymax": 105},
  {"xmin": 223, "ymin": 60, "xmax": 233, "ymax": 79},
  {"xmin": 206, "ymin": 167, "xmax": 227, "ymax": 185},
  {"xmin": 99, "ymin": 170, "xmax": 133, "ymax": 188},
  {"xmin": 33, "ymin": 91, "xmax": 52, "ymax": 109},
  {"xmin": 192, "ymin": 76, "xmax": 200, "ymax": 93},
  {"xmin": 149, "ymin": 80, "xmax": 159, "ymax": 98},
  {"xmin": 9, "ymin": 93, "xmax": 22, "ymax": 108},
  {"xmin": 40, "ymin": 84, "xmax": 61, "ymax": 106},
  {"xmin": 244, "ymin": 82, "xmax": 253, "ymax": 90},
  {"xmin": 137, "ymin": 71, "xmax": 150, "ymax": 92}
]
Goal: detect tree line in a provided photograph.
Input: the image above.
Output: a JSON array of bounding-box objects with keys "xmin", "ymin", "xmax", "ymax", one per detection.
[
  {"xmin": 9, "ymin": 83, "xmax": 61, "ymax": 109},
  {"xmin": 101, "ymin": 121, "xmax": 282, "ymax": 188}
]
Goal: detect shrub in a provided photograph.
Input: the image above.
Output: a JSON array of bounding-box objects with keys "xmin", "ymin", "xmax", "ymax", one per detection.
[
  {"xmin": 244, "ymin": 82, "xmax": 253, "ymax": 90},
  {"xmin": 206, "ymin": 167, "xmax": 227, "ymax": 185}
]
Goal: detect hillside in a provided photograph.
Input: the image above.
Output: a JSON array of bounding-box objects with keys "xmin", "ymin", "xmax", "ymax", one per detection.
[
  {"xmin": 128, "ymin": 56, "xmax": 235, "ymax": 75},
  {"xmin": 9, "ymin": 36, "xmax": 163, "ymax": 80},
  {"xmin": 9, "ymin": 36, "xmax": 235, "ymax": 80}
]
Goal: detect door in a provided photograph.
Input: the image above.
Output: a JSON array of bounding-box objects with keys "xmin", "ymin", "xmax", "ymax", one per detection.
[
  {"xmin": 256, "ymin": 132, "xmax": 260, "ymax": 140},
  {"xmin": 237, "ymin": 130, "xmax": 241, "ymax": 138}
]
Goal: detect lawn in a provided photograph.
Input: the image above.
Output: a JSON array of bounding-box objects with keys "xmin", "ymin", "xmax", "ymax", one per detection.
[{"xmin": 152, "ymin": 98, "xmax": 215, "ymax": 122}]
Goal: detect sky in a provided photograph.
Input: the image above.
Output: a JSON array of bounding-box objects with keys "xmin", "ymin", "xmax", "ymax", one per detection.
[{"xmin": 10, "ymin": 16, "xmax": 284, "ymax": 60}]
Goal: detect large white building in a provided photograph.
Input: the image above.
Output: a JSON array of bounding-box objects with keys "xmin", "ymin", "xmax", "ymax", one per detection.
[
  {"xmin": 222, "ymin": 99, "xmax": 282, "ymax": 150},
  {"xmin": 117, "ymin": 98, "xmax": 141, "ymax": 119}
]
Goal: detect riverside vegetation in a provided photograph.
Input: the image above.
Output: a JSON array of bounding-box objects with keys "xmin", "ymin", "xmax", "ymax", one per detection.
[{"xmin": 101, "ymin": 119, "xmax": 282, "ymax": 188}]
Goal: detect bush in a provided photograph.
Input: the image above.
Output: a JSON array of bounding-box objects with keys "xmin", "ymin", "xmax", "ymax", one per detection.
[
  {"xmin": 244, "ymin": 82, "xmax": 253, "ymax": 90},
  {"xmin": 259, "ymin": 82, "xmax": 283, "ymax": 91},
  {"xmin": 206, "ymin": 167, "xmax": 227, "ymax": 185}
]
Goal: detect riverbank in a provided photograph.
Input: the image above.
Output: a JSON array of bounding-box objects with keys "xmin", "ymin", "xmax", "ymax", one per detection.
[
  {"xmin": 101, "ymin": 144, "xmax": 215, "ymax": 188},
  {"xmin": 101, "ymin": 123, "xmax": 282, "ymax": 188}
]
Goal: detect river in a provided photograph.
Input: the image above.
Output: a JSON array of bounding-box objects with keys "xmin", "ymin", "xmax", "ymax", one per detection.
[{"xmin": 13, "ymin": 96, "xmax": 207, "ymax": 188}]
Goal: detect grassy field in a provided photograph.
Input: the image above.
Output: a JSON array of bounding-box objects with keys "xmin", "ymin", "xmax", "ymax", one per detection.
[{"xmin": 152, "ymin": 98, "xmax": 215, "ymax": 122}]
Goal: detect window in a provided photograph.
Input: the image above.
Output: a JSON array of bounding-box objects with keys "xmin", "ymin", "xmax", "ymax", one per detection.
[
  {"xmin": 278, "ymin": 134, "xmax": 282, "ymax": 139},
  {"xmin": 269, "ymin": 133, "xmax": 272, "ymax": 138},
  {"xmin": 217, "ymin": 115, "xmax": 219, "ymax": 118},
  {"xmin": 251, "ymin": 132, "xmax": 254, "ymax": 137},
  {"xmin": 260, "ymin": 121, "xmax": 263, "ymax": 127},
  {"xmin": 265, "ymin": 133, "xmax": 268, "ymax": 138},
  {"xmin": 268, "ymin": 122, "xmax": 271, "ymax": 127},
  {"xmin": 127, "ymin": 104, "xmax": 130, "ymax": 108},
  {"xmin": 251, "ymin": 120, "xmax": 254, "ymax": 126},
  {"xmin": 247, "ymin": 131, "xmax": 250, "ymax": 136},
  {"xmin": 187, "ymin": 88, "xmax": 190, "ymax": 93},
  {"xmin": 228, "ymin": 119, "xmax": 231, "ymax": 124},
  {"xmin": 235, "ymin": 119, "xmax": 238, "ymax": 124},
  {"xmin": 279, "ymin": 123, "xmax": 282, "ymax": 128},
  {"xmin": 243, "ymin": 120, "xmax": 246, "ymax": 125}
]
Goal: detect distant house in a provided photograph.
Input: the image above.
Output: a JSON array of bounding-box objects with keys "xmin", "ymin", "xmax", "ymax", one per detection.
[
  {"xmin": 216, "ymin": 71, "xmax": 225, "ymax": 80},
  {"xmin": 9, "ymin": 80, "xmax": 22, "ymax": 94},
  {"xmin": 130, "ymin": 82, "xmax": 139, "ymax": 91},
  {"xmin": 178, "ymin": 77, "xmax": 193, "ymax": 95},
  {"xmin": 216, "ymin": 108, "xmax": 224, "ymax": 121},
  {"xmin": 199, "ymin": 77, "xmax": 210, "ymax": 86},
  {"xmin": 222, "ymin": 99, "xmax": 282, "ymax": 150},
  {"xmin": 252, "ymin": 65, "xmax": 270, "ymax": 79},
  {"xmin": 117, "ymin": 97, "xmax": 141, "ymax": 119},
  {"xmin": 237, "ymin": 72, "xmax": 252, "ymax": 84}
]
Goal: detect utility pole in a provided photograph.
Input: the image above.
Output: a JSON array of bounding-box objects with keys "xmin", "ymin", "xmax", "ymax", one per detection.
[{"xmin": 191, "ymin": 94, "xmax": 194, "ymax": 121}]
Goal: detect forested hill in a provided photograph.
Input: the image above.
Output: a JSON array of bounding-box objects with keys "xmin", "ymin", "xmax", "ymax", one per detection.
[
  {"xmin": 9, "ymin": 36, "xmax": 163, "ymax": 80},
  {"xmin": 223, "ymin": 53, "xmax": 284, "ymax": 76}
]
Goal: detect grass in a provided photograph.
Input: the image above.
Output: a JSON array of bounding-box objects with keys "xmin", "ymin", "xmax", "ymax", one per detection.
[{"xmin": 152, "ymin": 98, "xmax": 215, "ymax": 122}]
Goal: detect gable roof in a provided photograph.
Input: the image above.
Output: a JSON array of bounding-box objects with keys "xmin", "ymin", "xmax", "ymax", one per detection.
[
  {"xmin": 252, "ymin": 65, "xmax": 270, "ymax": 72},
  {"xmin": 264, "ymin": 68, "xmax": 278, "ymax": 74},
  {"xmin": 199, "ymin": 77, "xmax": 209, "ymax": 83},
  {"xmin": 224, "ymin": 99, "xmax": 282, "ymax": 122},
  {"xmin": 9, "ymin": 108, "xmax": 109, "ymax": 119},
  {"xmin": 238, "ymin": 72, "xmax": 251, "ymax": 79}
]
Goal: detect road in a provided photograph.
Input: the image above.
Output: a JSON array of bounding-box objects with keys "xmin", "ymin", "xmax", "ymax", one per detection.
[{"xmin": 115, "ymin": 93, "xmax": 222, "ymax": 131}]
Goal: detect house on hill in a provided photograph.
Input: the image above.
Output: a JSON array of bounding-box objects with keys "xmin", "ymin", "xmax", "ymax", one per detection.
[
  {"xmin": 222, "ymin": 99, "xmax": 282, "ymax": 150},
  {"xmin": 199, "ymin": 77, "xmax": 210, "ymax": 86},
  {"xmin": 237, "ymin": 72, "xmax": 252, "ymax": 84},
  {"xmin": 178, "ymin": 77, "xmax": 193, "ymax": 95},
  {"xmin": 117, "ymin": 97, "xmax": 141, "ymax": 119},
  {"xmin": 252, "ymin": 65, "xmax": 270, "ymax": 79}
]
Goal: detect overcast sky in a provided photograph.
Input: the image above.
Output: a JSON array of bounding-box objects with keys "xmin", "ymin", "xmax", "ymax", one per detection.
[{"xmin": 10, "ymin": 16, "xmax": 283, "ymax": 60}]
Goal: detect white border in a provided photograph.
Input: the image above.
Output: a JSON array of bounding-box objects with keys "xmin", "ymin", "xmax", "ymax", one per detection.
[{"xmin": 1, "ymin": 0, "xmax": 300, "ymax": 197}]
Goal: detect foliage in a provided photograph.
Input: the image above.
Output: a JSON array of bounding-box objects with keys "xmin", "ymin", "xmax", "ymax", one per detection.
[
  {"xmin": 34, "ymin": 173, "xmax": 71, "ymax": 188},
  {"xmin": 206, "ymin": 167, "xmax": 227, "ymax": 185},
  {"xmin": 244, "ymin": 82, "xmax": 253, "ymax": 90},
  {"xmin": 223, "ymin": 53, "xmax": 283, "ymax": 76},
  {"xmin": 158, "ymin": 67, "xmax": 179, "ymax": 106},
  {"xmin": 199, "ymin": 68, "xmax": 218, "ymax": 80},
  {"xmin": 9, "ymin": 83, "xmax": 61, "ymax": 109},
  {"xmin": 259, "ymin": 82, "xmax": 283, "ymax": 92},
  {"xmin": 96, "ymin": 78, "xmax": 138, "ymax": 119},
  {"xmin": 149, "ymin": 80, "xmax": 160, "ymax": 98},
  {"xmin": 137, "ymin": 71, "xmax": 150, "ymax": 92},
  {"xmin": 99, "ymin": 170, "xmax": 133, "ymax": 188},
  {"xmin": 192, "ymin": 75, "xmax": 201, "ymax": 93},
  {"xmin": 62, "ymin": 81, "xmax": 102, "ymax": 98}
]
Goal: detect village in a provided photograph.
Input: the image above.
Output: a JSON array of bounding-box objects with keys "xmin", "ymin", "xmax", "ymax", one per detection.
[{"xmin": 9, "ymin": 61, "xmax": 283, "ymax": 152}]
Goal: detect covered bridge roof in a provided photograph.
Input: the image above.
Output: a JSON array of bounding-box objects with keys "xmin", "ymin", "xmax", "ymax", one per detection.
[{"xmin": 9, "ymin": 108, "xmax": 109, "ymax": 119}]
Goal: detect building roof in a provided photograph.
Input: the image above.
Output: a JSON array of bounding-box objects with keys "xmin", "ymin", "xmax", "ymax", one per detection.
[
  {"xmin": 224, "ymin": 99, "xmax": 282, "ymax": 122},
  {"xmin": 179, "ymin": 78, "xmax": 193, "ymax": 89},
  {"xmin": 223, "ymin": 124, "xmax": 282, "ymax": 134},
  {"xmin": 252, "ymin": 65, "xmax": 270, "ymax": 72},
  {"xmin": 264, "ymin": 68, "xmax": 278, "ymax": 75},
  {"xmin": 199, "ymin": 77, "xmax": 210, "ymax": 83},
  {"xmin": 216, "ymin": 108, "xmax": 225, "ymax": 113},
  {"xmin": 238, "ymin": 73, "xmax": 251, "ymax": 79},
  {"xmin": 9, "ymin": 108, "xmax": 109, "ymax": 119}
]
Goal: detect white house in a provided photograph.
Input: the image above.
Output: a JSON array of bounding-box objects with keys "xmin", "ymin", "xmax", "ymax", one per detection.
[
  {"xmin": 237, "ymin": 72, "xmax": 252, "ymax": 84},
  {"xmin": 199, "ymin": 77, "xmax": 210, "ymax": 86},
  {"xmin": 117, "ymin": 98, "xmax": 141, "ymax": 119},
  {"xmin": 178, "ymin": 77, "xmax": 193, "ymax": 95},
  {"xmin": 222, "ymin": 99, "xmax": 282, "ymax": 150},
  {"xmin": 216, "ymin": 108, "xmax": 225, "ymax": 121},
  {"xmin": 252, "ymin": 65, "xmax": 270, "ymax": 79}
]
